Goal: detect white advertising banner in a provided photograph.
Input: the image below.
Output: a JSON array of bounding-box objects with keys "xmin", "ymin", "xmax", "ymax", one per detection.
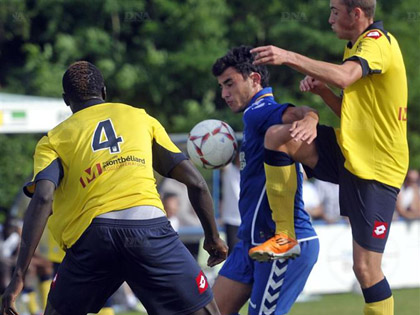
[
  {"xmin": 0, "ymin": 93, "xmax": 71, "ymax": 133},
  {"xmin": 302, "ymin": 220, "xmax": 420, "ymax": 294}
]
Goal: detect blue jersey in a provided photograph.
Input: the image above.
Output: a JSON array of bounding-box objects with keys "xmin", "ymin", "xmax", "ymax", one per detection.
[{"xmin": 238, "ymin": 87, "xmax": 317, "ymax": 244}]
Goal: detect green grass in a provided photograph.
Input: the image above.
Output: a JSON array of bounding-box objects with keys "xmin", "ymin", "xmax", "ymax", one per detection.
[
  {"xmin": 286, "ymin": 288, "xmax": 420, "ymax": 315},
  {"xmin": 119, "ymin": 288, "xmax": 420, "ymax": 315}
]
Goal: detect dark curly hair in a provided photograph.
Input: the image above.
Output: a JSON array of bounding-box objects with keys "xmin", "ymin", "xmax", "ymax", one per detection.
[
  {"xmin": 212, "ymin": 45, "xmax": 270, "ymax": 87},
  {"xmin": 62, "ymin": 61, "xmax": 104, "ymax": 102}
]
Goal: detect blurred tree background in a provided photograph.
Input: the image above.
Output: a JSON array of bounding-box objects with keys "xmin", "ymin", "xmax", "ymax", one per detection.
[{"xmin": 0, "ymin": 0, "xmax": 419, "ymax": 209}]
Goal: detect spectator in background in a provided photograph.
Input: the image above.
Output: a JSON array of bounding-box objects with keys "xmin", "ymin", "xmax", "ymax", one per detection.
[
  {"xmin": 2, "ymin": 194, "xmax": 54, "ymax": 314},
  {"xmin": 302, "ymin": 172, "xmax": 342, "ymax": 224},
  {"xmin": 0, "ymin": 216, "xmax": 21, "ymax": 295},
  {"xmin": 162, "ymin": 192, "xmax": 181, "ymax": 232},
  {"xmin": 396, "ymin": 169, "xmax": 420, "ymax": 219},
  {"xmin": 314, "ymin": 179, "xmax": 342, "ymax": 224},
  {"xmin": 159, "ymin": 178, "xmax": 201, "ymax": 228},
  {"xmin": 220, "ymin": 154, "xmax": 241, "ymax": 254},
  {"xmin": 302, "ymin": 173, "xmax": 323, "ymax": 221},
  {"xmin": 159, "ymin": 178, "xmax": 202, "ymax": 258}
]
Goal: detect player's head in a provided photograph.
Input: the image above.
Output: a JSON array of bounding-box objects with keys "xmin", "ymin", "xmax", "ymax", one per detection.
[
  {"xmin": 329, "ymin": 0, "xmax": 376, "ymax": 40},
  {"xmin": 212, "ymin": 45, "xmax": 269, "ymax": 113},
  {"xmin": 62, "ymin": 61, "xmax": 106, "ymax": 112}
]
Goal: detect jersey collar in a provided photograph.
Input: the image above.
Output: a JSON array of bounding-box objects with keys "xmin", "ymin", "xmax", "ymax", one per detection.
[
  {"xmin": 248, "ymin": 87, "xmax": 274, "ymax": 107},
  {"xmin": 82, "ymin": 98, "xmax": 105, "ymax": 107},
  {"xmin": 347, "ymin": 20, "xmax": 390, "ymax": 48}
]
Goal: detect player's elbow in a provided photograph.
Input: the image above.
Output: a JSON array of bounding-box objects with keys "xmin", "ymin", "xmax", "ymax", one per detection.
[
  {"xmin": 335, "ymin": 78, "xmax": 351, "ymax": 90},
  {"xmin": 190, "ymin": 176, "xmax": 208, "ymax": 193},
  {"xmin": 335, "ymin": 64, "xmax": 362, "ymax": 89},
  {"xmin": 32, "ymin": 193, "xmax": 53, "ymax": 206}
]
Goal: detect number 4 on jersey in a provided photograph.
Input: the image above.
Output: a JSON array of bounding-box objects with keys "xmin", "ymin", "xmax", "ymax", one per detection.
[{"xmin": 92, "ymin": 119, "xmax": 123, "ymax": 154}]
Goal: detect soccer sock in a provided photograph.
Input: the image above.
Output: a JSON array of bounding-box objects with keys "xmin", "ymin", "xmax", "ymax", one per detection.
[
  {"xmin": 97, "ymin": 307, "xmax": 115, "ymax": 315},
  {"xmin": 362, "ymin": 278, "xmax": 394, "ymax": 315},
  {"xmin": 27, "ymin": 290, "xmax": 40, "ymax": 314},
  {"xmin": 264, "ymin": 149, "xmax": 297, "ymax": 240},
  {"xmin": 39, "ymin": 277, "xmax": 52, "ymax": 308}
]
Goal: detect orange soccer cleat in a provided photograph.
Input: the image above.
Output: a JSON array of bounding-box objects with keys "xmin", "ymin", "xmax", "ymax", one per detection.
[{"xmin": 248, "ymin": 233, "xmax": 301, "ymax": 262}]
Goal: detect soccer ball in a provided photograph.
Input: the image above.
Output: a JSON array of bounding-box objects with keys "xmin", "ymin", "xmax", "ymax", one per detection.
[{"xmin": 187, "ymin": 119, "xmax": 238, "ymax": 169}]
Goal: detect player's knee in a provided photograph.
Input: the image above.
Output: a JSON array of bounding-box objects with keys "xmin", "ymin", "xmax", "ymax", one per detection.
[
  {"xmin": 264, "ymin": 125, "xmax": 291, "ymax": 151},
  {"xmin": 353, "ymin": 261, "xmax": 372, "ymax": 285}
]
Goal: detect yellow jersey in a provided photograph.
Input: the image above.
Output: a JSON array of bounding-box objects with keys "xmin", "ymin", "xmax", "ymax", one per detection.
[
  {"xmin": 46, "ymin": 227, "xmax": 66, "ymax": 263},
  {"xmin": 338, "ymin": 21, "xmax": 408, "ymax": 188},
  {"xmin": 24, "ymin": 102, "xmax": 186, "ymax": 250}
]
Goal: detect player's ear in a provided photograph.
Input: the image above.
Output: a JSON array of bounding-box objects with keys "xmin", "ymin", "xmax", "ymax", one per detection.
[
  {"xmin": 62, "ymin": 93, "xmax": 70, "ymax": 106},
  {"xmin": 250, "ymin": 72, "xmax": 262, "ymax": 87},
  {"xmin": 353, "ymin": 7, "xmax": 363, "ymax": 20},
  {"xmin": 102, "ymin": 86, "xmax": 107, "ymax": 101}
]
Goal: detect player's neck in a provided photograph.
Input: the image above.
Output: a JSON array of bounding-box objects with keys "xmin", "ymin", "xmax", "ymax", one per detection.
[
  {"xmin": 72, "ymin": 98, "xmax": 105, "ymax": 113},
  {"xmin": 351, "ymin": 19, "xmax": 374, "ymax": 45}
]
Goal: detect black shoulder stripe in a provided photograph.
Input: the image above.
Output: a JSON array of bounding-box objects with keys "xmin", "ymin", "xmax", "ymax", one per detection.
[
  {"xmin": 23, "ymin": 158, "xmax": 63, "ymax": 197},
  {"xmin": 152, "ymin": 140, "xmax": 187, "ymax": 177},
  {"xmin": 344, "ymin": 56, "xmax": 370, "ymax": 77}
]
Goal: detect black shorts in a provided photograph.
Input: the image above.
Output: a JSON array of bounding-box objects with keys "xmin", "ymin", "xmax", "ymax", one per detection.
[
  {"xmin": 303, "ymin": 125, "xmax": 399, "ymax": 253},
  {"xmin": 48, "ymin": 217, "xmax": 213, "ymax": 315}
]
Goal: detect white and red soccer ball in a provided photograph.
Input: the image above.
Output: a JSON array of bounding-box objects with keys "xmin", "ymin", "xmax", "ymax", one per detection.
[{"xmin": 187, "ymin": 119, "xmax": 238, "ymax": 169}]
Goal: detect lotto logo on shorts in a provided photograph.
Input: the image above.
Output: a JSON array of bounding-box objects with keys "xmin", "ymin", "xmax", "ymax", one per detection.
[
  {"xmin": 195, "ymin": 271, "xmax": 208, "ymax": 294},
  {"xmin": 372, "ymin": 221, "xmax": 388, "ymax": 239}
]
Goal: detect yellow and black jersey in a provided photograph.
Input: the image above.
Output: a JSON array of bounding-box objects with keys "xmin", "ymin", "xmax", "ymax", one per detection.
[
  {"xmin": 338, "ymin": 21, "xmax": 408, "ymax": 188},
  {"xmin": 44, "ymin": 227, "xmax": 65, "ymax": 263},
  {"xmin": 24, "ymin": 101, "xmax": 186, "ymax": 250}
]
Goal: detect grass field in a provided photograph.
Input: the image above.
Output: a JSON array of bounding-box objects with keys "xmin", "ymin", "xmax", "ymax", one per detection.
[{"xmin": 119, "ymin": 288, "xmax": 420, "ymax": 315}]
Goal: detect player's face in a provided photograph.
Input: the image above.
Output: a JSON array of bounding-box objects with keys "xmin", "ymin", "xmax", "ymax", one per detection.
[
  {"xmin": 329, "ymin": 0, "xmax": 356, "ymax": 40},
  {"xmin": 217, "ymin": 67, "xmax": 258, "ymax": 113}
]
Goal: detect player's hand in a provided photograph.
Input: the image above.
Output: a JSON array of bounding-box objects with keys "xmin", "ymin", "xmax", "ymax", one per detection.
[
  {"xmin": 289, "ymin": 113, "xmax": 318, "ymax": 144},
  {"xmin": 1, "ymin": 276, "xmax": 24, "ymax": 315},
  {"xmin": 203, "ymin": 237, "xmax": 228, "ymax": 267},
  {"xmin": 300, "ymin": 76, "xmax": 328, "ymax": 95},
  {"xmin": 251, "ymin": 45, "xmax": 288, "ymax": 66}
]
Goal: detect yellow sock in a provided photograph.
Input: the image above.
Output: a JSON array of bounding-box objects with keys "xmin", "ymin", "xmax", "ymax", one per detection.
[
  {"xmin": 40, "ymin": 279, "xmax": 52, "ymax": 308},
  {"xmin": 364, "ymin": 295, "xmax": 394, "ymax": 315},
  {"xmin": 264, "ymin": 162, "xmax": 297, "ymax": 239},
  {"xmin": 97, "ymin": 307, "xmax": 115, "ymax": 315},
  {"xmin": 27, "ymin": 291, "xmax": 40, "ymax": 314}
]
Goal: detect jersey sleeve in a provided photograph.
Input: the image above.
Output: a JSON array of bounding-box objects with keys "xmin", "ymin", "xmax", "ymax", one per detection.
[
  {"xmin": 23, "ymin": 136, "xmax": 63, "ymax": 197},
  {"xmin": 245, "ymin": 102, "xmax": 292, "ymax": 134},
  {"xmin": 150, "ymin": 116, "xmax": 187, "ymax": 177},
  {"xmin": 344, "ymin": 31, "xmax": 391, "ymax": 77}
]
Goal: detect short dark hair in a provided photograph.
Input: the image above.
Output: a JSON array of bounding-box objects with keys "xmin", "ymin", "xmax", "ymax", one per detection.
[
  {"xmin": 62, "ymin": 61, "xmax": 104, "ymax": 102},
  {"xmin": 212, "ymin": 45, "xmax": 270, "ymax": 87},
  {"xmin": 341, "ymin": 0, "xmax": 376, "ymax": 18}
]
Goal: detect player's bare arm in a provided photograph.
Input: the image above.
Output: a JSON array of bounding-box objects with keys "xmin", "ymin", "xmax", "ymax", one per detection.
[
  {"xmin": 1, "ymin": 180, "xmax": 55, "ymax": 315},
  {"xmin": 169, "ymin": 160, "xmax": 228, "ymax": 267},
  {"xmin": 282, "ymin": 106, "xmax": 319, "ymax": 144},
  {"xmin": 300, "ymin": 76, "xmax": 342, "ymax": 117},
  {"xmin": 251, "ymin": 46, "xmax": 362, "ymax": 89}
]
